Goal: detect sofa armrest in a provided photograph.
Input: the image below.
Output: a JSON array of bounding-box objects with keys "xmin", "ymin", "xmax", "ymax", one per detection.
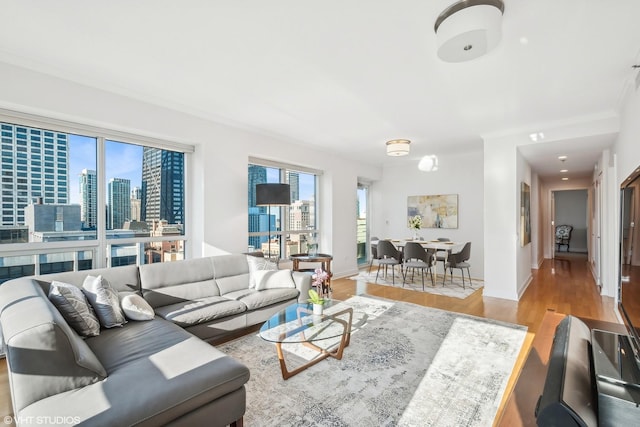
[{"xmin": 292, "ymin": 271, "xmax": 312, "ymax": 303}]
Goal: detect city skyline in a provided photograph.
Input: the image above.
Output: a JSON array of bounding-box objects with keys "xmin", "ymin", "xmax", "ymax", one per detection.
[{"xmin": 68, "ymin": 135, "xmax": 143, "ymax": 205}]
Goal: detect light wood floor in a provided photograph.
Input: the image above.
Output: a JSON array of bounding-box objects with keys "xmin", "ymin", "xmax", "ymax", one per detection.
[{"xmin": 0, "ymin": 253, "xmax": 619, "ymax": 425}]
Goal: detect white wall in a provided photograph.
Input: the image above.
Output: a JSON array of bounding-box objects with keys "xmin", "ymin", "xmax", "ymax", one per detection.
[
  {"xmin": 371, "ymin": 149, "xmax": 485, "ymax": 279},
  {"xmin": 0, "ymin": 62, "xmax": 382, "ymax": 279}
]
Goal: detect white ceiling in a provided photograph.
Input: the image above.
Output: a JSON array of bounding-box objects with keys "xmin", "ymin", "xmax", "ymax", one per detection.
[{"xmin": 1, "ymin": 0, "xmax": 639, "ymax": 179}]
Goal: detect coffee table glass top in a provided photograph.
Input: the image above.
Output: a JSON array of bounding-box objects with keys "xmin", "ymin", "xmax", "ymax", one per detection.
[{"xmin": 259, "ymin": 300, "xmax": 350, "ymax": 344}]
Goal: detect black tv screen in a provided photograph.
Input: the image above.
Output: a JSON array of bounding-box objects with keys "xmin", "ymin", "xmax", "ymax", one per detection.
[{"xmin": 619, "ymin": 165, "xmax": 640, "ymax": 368}]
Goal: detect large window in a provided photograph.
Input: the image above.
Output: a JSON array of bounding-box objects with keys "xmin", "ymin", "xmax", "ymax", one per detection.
[
  {"xmin": 0, "ymin": 114, "xmax": 191, "ymax": 283},
  {"xmin": 248, "ymin": 159, "xmax": 319, "ymax": 259}
]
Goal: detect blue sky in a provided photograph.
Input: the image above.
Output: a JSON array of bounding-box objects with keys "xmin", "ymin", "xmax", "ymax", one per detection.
[{"xmin": 68, "ymin": 135, "xmax": 142, "ymax": 204}]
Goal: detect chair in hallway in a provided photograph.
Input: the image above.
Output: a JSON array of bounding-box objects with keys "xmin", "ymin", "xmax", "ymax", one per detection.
[
  {"xmin": 367, "ymin": 236, "xmax": 379, "ymax": 273},
  {"xmin": 402, "ymin": 242, "xmax": 436, "ymax": 290},
  {"xmin": 444, "ymin": 242, "xmax": 472, "ymax": 289},
  {"xmin": 374, "ymin": 240, "xmax": 402, "ymax": 285},
  {"xmin": 555, "ymin": 225, "xmax": 573, "ymax": 252}
]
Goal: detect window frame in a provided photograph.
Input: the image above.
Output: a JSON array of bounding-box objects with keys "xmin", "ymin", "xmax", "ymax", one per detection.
[
  {"xmin": 0, "ymin": 108, "xmax": 194, "ymax": 271},
  {"xmin": 248, "ymin": 157, "xmax": 321, "ymax": 258}
]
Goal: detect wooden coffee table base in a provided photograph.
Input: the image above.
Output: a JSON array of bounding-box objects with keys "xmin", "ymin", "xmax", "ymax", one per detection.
[{"xmin": 274, "ymin": 307, "xmax": 353, "ymax": 380}]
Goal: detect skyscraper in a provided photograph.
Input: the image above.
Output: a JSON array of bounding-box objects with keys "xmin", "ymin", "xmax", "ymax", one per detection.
[
  {"xmin": 248, "ymin": 165, "xmax": 269, "ymax": 250},
  {"xmin": 141, "ymin": 147, "xmax": 184, "ymax": 224},
  {"xmin": 130, "ymin": 186, "xmax": 141, "ymax": 221},
  {"xmin": 248, "ymin": 165, "xmax": 267, "ymax": 213},
  {"xmin": 108, "ymin": 178, "xmax": 131, "ymax": 229},
  {"xmin": 0, "ymin": 122, "xmax": 69, "ymax": 226},
  {"xmin": 79, "ymin": 169, "xmax": 97, "ymax": 229},
  {"xmin": 287, "ymin": 171, "xmax": 299, "ymax": 202}
]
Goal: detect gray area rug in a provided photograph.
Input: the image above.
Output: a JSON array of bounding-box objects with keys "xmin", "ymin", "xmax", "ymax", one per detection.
[
  {"xmin": 218, "ymin": 295, "xmax": 526, "ymax": 426},
  {"xmin": 350, "ymin": 270, "xmax": 483, "ymax": 299}
]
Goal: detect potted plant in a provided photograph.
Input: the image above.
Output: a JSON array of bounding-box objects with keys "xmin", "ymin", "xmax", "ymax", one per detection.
[{"xmin": 308, "ymin": 289, "xmax": 325, "ymax": 315}]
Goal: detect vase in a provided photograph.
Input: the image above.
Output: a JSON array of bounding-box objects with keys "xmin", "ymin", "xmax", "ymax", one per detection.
[
  {"xmin": 413, "ymin": 230, "xmax": 420, "ymax": 241},
  {"xmin": 313, "ymin": 303, "xmax": 323, "ymax": 316}
]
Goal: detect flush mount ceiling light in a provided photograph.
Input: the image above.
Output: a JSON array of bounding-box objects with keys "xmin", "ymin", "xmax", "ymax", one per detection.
[
  {"xmin": 418, "ymin": 155, "xmax": 439, "ymax": 172},
  {"xmin": 386, "ymin": 139, "xmax": 411, "ymax": 156},
  {"xmin": 434, "ymin": 0, "xmax": 505, "ymax": 63}
]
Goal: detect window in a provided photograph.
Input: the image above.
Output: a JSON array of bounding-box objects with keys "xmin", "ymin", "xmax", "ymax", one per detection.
[
  {"xmin": 248, "ymin": 159, "xmax": 319, "ymax": 259},
  {"xmin": 0, "ymin": 116, "xmax": 192, "ymax": 283}
]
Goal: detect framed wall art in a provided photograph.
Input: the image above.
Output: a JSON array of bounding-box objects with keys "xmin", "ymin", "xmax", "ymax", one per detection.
[
  {"xmin": 407, "ymin": 194, "xmax": 458, "ymax": 229},
  {"xmin": 521, "ymin": 182, "xmax": 531, "ymax": 247}
]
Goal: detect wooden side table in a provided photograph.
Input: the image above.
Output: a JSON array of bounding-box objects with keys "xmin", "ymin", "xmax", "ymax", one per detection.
[{"xmin": 290, "ymin": 253, "xmax": 333, "ymax": 297}]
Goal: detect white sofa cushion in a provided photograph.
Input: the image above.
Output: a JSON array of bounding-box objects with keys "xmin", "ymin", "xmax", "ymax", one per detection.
[{"xmin": 253, "ymin": 269, "xmax": 296, "ymax": 290}]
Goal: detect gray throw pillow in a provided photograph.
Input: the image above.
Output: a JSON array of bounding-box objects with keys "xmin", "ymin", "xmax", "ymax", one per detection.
[
  {"xmin": 48, "ymin": 280, "xmax": 101, "ymax": 337},
  {"xmin": 82, "ymin": 275, "xmax": 127, "ymax": 328}
]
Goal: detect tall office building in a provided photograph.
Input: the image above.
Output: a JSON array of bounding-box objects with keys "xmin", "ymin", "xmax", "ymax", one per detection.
[
  {"xmin": 248, "ymin": 165, "xmax": 269, "ymax": 250},
  {"xmin": 141, "ymin": 148, "xmax": 184, "ymax": 224},
  {"xmin": 0, "ymin": 123, "xmax": 69, "ymax": 226},
  {"xmin": 287, "ymin": 171, "xmax": 299, "ymax": 202},
  {"xmin": 130, "ymin": 186, "xmax": 141, "ymax": 221},
  {"xmin": 108, "ymin": 178, "xmax": 131, "ymax": 229},
  {"xmin": 248, "ymin": 165, "xmax": 267, "ymax": 213},
  {"xmin": 79, "ymin": 169, "xmax": 97, "ymax": 229}
]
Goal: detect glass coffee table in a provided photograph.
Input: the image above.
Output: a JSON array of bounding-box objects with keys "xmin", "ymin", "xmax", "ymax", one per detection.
[{"xmin": 259, "ymin": 300, "xmax": 353, "ymax": 380}]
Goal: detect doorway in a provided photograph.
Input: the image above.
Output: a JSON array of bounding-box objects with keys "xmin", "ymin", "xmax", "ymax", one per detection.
[
  {"xmin": 356, "ymin": 183, "xmax": 369, "ymax": 266},
  {"xmin": 553, "ymin": 189, "xmax": 589, "ymax": 256}
]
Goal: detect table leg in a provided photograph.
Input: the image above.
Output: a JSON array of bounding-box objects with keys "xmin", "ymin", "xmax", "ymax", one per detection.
[{"xmin": 273, "ymin": 307, "xmax": 353, "ymax": 380}]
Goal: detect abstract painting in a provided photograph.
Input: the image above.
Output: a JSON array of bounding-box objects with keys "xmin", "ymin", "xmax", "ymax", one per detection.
[{"xmin": 407, "ymin": 194, "xmax": 458, "ymax": 229}]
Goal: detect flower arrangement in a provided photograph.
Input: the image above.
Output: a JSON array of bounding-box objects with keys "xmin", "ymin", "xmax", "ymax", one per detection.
[
  {"xmin": 409, "ymin": 215, "xmax": 423, "ymax": 230},
  {"xmin": 311, "ymin": 267, "xmax": 329, "ymax": 287}
]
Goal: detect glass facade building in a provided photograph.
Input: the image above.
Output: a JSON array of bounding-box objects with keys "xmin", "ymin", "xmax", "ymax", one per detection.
[{"xmin": 141, "ymin": 147, "xmax": 184, "ymax": 225}]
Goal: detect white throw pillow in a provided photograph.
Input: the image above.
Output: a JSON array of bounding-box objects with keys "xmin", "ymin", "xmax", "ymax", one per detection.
[
  {"xmin": 82, "ymin": 275, "xmax": 127, "ymax": 328},
  {"xmin": 246, "ymin": 255, "xmax": 278, "ymax": 288},
  {"xmin": 120, "ymin": 294, "xmax": 155, "ymax": 321},
  {"xmin": 253, "ymin": 269, "xmax": 296, "ymax": 291}
]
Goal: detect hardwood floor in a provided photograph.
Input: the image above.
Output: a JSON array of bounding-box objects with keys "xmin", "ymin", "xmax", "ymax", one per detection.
[{"xmin": 0, "ymin": 253, "xmax": 619, "ymax": 425}]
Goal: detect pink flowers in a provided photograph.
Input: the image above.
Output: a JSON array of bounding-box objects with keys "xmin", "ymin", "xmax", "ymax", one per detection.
[{"xmin": 312, "ymin": 268, "xmax": 329, "ymax": 287}]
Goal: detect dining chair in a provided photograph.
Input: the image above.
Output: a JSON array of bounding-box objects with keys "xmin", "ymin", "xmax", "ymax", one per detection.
[
  {"xmin": 367, "ymin": 236, "xmax": 379, "ymax": 273},
  {"xmin": 444, "ymin": 242, "xmax": 472, "ymax": 289},
  {"xmin": 435, "ymin": 237, "xmax": 451, "ymax": 276},
  {"xmin": 374, "ymin": 240, "xmax": 402, "ymax": 285},
  {"xmin": 402, "ymin": 242, "xmax": 436, "ymax": 290}
]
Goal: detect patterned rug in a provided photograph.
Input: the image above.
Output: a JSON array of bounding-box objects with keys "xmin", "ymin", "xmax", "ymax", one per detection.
[
  {"xmin": 349, "ymin": 269, "xmax": 483, "ymax": 299},
  {"xmin": 218, "ymin": 295, "xmax": 527, "ymax": 426}
]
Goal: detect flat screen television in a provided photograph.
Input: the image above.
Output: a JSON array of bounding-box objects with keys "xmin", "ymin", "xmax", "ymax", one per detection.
[{"xmin": 619, "ymin": 165, "xmax": 640, "ymax": 373}]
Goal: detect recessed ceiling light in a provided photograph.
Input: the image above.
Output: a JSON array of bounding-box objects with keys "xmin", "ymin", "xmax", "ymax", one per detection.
[
  {"xmin": 558, "ymin": 155, "xmax": 568, "ymax": 161},
  {"xmin": 560, "ymin": 169, "xmax": 568, "ymax": 173},
  {"xmin": 529, "ymin": 132, "xmax": 545, "ymax": 142},
  {"xmin": 562, "ymin": 177, "xmax": 569, "ymax": 181}
]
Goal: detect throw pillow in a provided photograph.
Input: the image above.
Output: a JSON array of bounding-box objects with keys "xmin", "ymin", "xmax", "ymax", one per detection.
[
  {"xmin": 246, "ymin": 255, "xmax": 278, "ymax": 289},
  {"xmin": 82, "ymin": 275, "xmax": 127, "ymax": 328},
  {"xmin": 120, "ymin": 294, "xmax": 155, "ymax": 321},
  {"xmin": 253, "ymin": 269, "xmax": 296, "ymax": 291},
  {"xmin": 48, "ymin": 281, "xmax": 101, "ymax": 337}
]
